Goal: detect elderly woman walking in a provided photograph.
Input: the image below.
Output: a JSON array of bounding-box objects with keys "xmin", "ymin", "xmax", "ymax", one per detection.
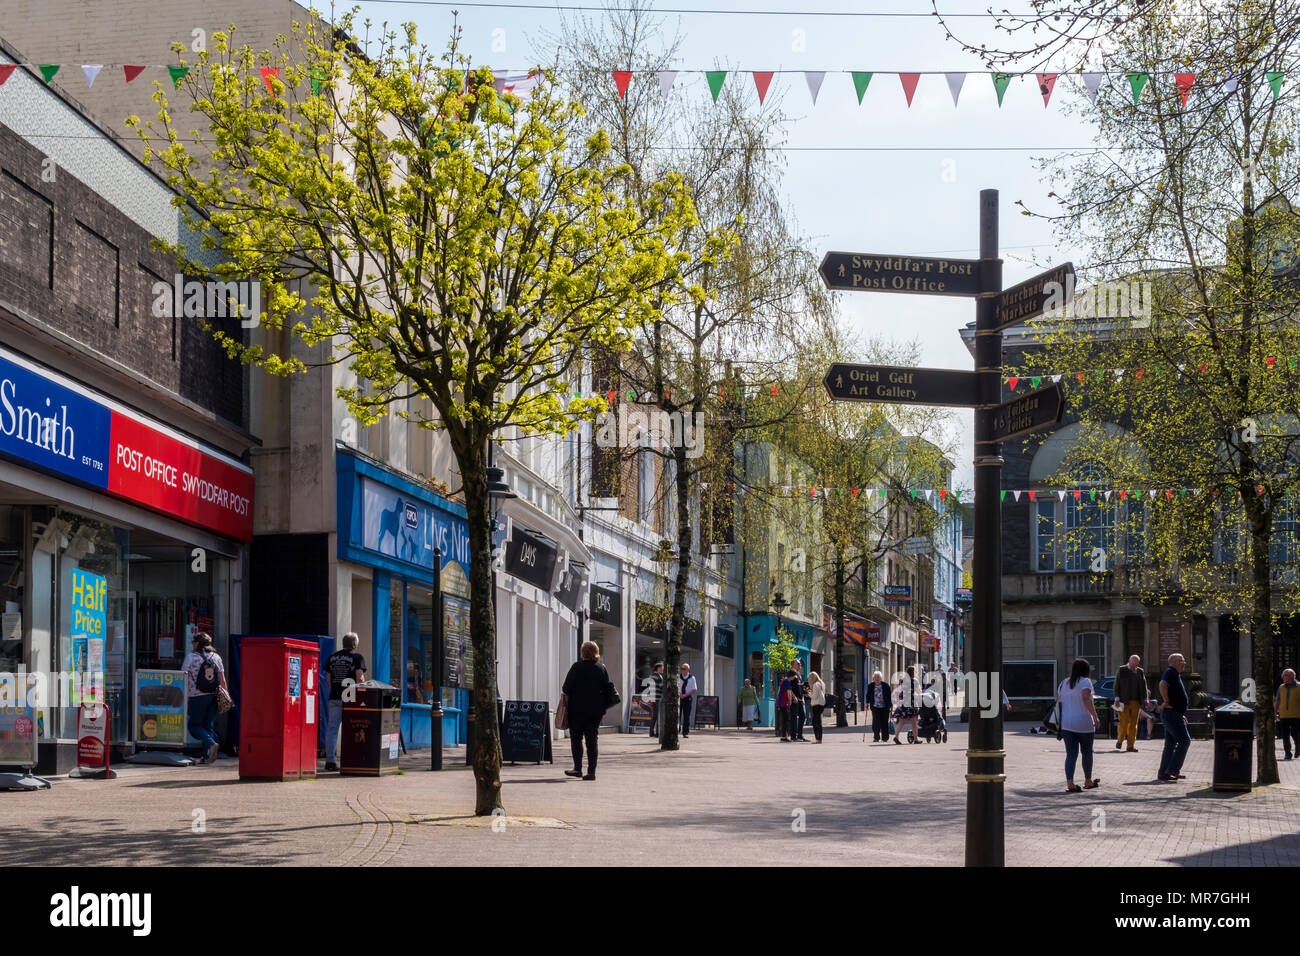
[{"xmin": 561, "ymin": 641, "xmax": 613, "ymax": 780}]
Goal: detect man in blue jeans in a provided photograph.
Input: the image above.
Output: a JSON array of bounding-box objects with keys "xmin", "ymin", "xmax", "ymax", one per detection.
[
  {"xmin": 1157, "ymin": 653, "xmax": 1191, "ymax": 782},
  {"xmin": 323, "ymin": 633, "xmax": 367, "ymax": 771}
]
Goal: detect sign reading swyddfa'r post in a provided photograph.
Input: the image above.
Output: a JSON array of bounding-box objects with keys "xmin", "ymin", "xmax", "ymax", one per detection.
[
  {"xmin": 823, "ymin": 364, "xmax": 979, "ymax": 408},
  {"xmin": 819, "ymin": 252, "xmax": 983, "ymax": 297},
  {"xmin": 995, "ymin": 262, "xmax": 1074, "ymax": 330},
  {"xmin": 985, "ymin": 383, "xmax": 1064, "ymax": 443}
]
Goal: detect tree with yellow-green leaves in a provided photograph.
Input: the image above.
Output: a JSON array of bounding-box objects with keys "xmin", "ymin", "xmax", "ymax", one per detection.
[
  {"xmin": 131, "ymin": 13, "xmax": 697, "ymax": 814},
  {"xmin": 1015, "ymin": 0, "xmax": 1300, "ymax": 783}
]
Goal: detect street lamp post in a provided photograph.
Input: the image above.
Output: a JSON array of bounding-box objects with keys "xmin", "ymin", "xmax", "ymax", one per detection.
[
  {"xmin": 771, "ymin": 591, "xmax": 790, "ymax": 737},
  {"xmin": 467, "ymin": 457, "xmax": 516, "ymax": 767},
  {"xmin": 430, "ymin": 546, "xmax": 443, "ymax": 771}
]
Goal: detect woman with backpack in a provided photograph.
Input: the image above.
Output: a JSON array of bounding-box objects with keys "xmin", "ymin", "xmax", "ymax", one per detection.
[
  {"xmin": 560, "ymin": 641, "xmax": 615, "ymax": 780},
  {"xmin": 183, "ymin": 632, "xmax": 228, "ymax": 764}
]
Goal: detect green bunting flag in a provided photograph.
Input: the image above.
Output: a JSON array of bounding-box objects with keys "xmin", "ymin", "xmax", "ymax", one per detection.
[
  {"xmin": 1000, "ymin": 490, "xmax": 1006, "ymax": 502},
  {"xmin": 706, "ymin": 71, "xmax": 727, "ymax": 102},
  {"xmin": 167, "ymin": 66, "xmax": 189, "ymax": 89},
  {"xmin": 852, "ymin": 71, "xmax": 873, "ymax": 104},
  {"xmin": 1031, "ymin": 376, "xmax": 1041, "ymax": 389},
  {"xmin": 992, "ymin": 72, "xmax": 1012, "ymax": 106},
  {"xmin": 1268, "ymin": 71, "xmax": 1284, "ymax": 100},
  {"xmin": 1127, "ymin": 72, "xmax": 1148, "ymax": 103},
  {"xmin": 39, "ymin": 64, "xmax": 60, "ymax": 84},
  {"xmin": 311, "ymin": 67, "xmax": 327, "ymax": 95}
]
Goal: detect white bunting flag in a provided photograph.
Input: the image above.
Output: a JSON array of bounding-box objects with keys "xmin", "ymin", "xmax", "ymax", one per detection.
[
  {"xmin": 1082, "ymin": 72, "xmax": 1104, "ymax": 105},
  {"xmin": 1057, "ymin": 490, "xmax": 1067, "ymax": 501},
  {"xmin": 658, "ymin": 70, "xmax": 678, "ymax": 99},
  {"xmin": 805, "ymin": 71, "xmax": 826, "ymax": 104},
  {"xmin": 945, "ymin": 72, "xmax": 966, "ymax": 106},
  {"xmin": 1114, "ymin": 368, "xmax": 1124, "ymax": 380},
  {"xmin": 82, "ymin": 64, "xmax": 103, "ymax": 89},
  {"xmin": 924, "ymin": 489, "xmax": 933, "ymax": 502},
  {"xmin": 1050, "ymin": 374, "xmax": 1062, "ymax": 383},
  {"xmin": 1104, "ymin": 490, "xmax": 1112, "ymax": 500},
  {"xmin": 1012, "ymin": 490, "xmax": 1022, "ymax": 502},
  {"xmin": 1148, "ymin": 489, "xmax": 1157, "ymax": 499},
  {"xmin": 1222, "ymin": 75, "xmax": 1239, "ymax": 94}
]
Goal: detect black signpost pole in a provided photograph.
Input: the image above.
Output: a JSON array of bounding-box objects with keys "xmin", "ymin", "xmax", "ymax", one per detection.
[
  {"xmin": 968, "ymin": 188, "xmax": 1005, "ymax": 867},
  {"xmin": 431, "ymin": 547, "xmax": 443, "ymax": 772}
]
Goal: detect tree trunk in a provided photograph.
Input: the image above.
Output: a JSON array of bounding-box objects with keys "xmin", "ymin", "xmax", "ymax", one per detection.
[
  {"xmin": 658, "ymin": 443, "xmax": 693, "ymax": 751},
  {"xmin": 1249, "ymin": 511, "xmax": 1279, "ymax": 785},
  {"xmin": 456, "ymin": 437, "xmax": 505, "ymax": 814}
]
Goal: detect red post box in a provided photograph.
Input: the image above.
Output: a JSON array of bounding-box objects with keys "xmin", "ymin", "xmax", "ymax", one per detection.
[{"xmin": 239, "ymin": 637, "xmax": 320, "ymax": 780}]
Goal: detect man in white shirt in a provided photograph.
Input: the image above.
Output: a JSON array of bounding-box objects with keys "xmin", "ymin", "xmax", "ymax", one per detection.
[{"xmin": 679, "ymin": 663, "xmax": 698, "ymax": 738}]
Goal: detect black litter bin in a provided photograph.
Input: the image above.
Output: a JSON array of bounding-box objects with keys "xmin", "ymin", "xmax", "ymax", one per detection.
[
  {"xmin": 1212, "ymin": 701, "xmax": 1254, "ymax": 792},
  {"xmin": 340, "ymin": 680, "xmax": 401, "ymax": 776}
]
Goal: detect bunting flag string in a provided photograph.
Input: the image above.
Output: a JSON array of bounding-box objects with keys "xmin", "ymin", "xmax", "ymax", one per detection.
[
  {"xmin": 0, "ymin": 61, "xmax": 1284, "ymax": 108},
  {"xmin": 1004, "ymin": 354, "xmax": 1298, "ymax": 389}
]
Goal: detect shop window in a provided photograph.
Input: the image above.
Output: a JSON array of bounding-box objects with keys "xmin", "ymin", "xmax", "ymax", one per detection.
[
  {"xmin": 389, "ymin": 585, "xmax": 403, "ymax": 700},
  {"xmin": 405, "ymin": 586, "xmax": 436, "ymax": 705},
  {"xmin": 0, "ymin": 506, "xmax": 24, "ymax": 675}
]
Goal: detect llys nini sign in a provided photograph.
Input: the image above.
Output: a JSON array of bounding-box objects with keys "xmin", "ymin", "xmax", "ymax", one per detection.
[
  {"xmin": 0, "ymin": 348, "xmax": 254, "ymax": 540},
  {"xmin": 361, "ymin": 477, "xmax": 472, "ymax": 575}
]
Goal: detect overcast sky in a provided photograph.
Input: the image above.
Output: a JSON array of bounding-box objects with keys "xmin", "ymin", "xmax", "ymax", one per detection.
[{"xmin": 356, "ymin": 0, "xmax": 1103, "ymax": 491}]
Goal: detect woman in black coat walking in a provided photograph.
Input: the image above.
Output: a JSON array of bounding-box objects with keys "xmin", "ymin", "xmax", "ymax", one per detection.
[{"xmin": 561, "ymin": 640, "xmax": 612, "ymax": 780}]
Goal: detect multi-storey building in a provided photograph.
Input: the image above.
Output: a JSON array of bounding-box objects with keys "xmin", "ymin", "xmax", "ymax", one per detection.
[{"xmin": 0, "ymin": 42, "xmax": 257, "ymax": 771}]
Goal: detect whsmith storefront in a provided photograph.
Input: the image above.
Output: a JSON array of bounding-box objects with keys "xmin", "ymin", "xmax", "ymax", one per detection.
[{"xmin": 0, "ymin": 345, "xmax": 254, "ymax": 772}]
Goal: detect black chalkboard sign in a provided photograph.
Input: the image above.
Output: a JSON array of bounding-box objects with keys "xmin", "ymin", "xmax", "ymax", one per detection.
[
  {"xmin": 694, "ymin": 695, "xmax": 720, "ymax": 728},
  {"xmin": 1003, "ymin": 661, "xmax": 1057, "ymax": 699},
  {"xmin": 501, "ymin": 700, "xmax": 553, "ymax": 764}
]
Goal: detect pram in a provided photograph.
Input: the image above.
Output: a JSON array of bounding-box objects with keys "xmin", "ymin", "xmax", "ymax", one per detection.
[{"xmin": 918, "ymin": 690, "xmax": 947, "ymax": 743}]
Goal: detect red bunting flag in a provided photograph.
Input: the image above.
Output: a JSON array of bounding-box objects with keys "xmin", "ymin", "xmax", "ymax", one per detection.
[
  {"xmin": 1266, "ymin": 356, "xmax": 1276, "ymax": 368},
  {"xmin": 939, "ymin": 488, "xmax": 947, "ymax": 501},
  {"xmin": 1258, "ymin": 485, "xmax": 1265, "ymax": 496},
  {"xmin": 0, "ymin": 64, "xmax": 15, "ymax": 86},
  {"xmin": 606, "ymin": 390, "xmax": 616, "ymax": 404},
  {"xmin": 259, "ymin": 67, "xmax": 280, "ymax": 94},
  {"xmin": 1028, "ymin": 490, "xmax": 1037, "ymax": 501},
  {"xmin": 852, "ymin": 488, "xmax": 860, "ymax": 498},
  {"xmin": 899, "ymin": 73, "xmax": 921, "ymax": 107},
  {"xmin": 1165, "ymin": 489, "xmax": 1173, "ymax": 499},
  {"xmin": 770, "ymin": 384, "xmax": 778, "ymax": 396},
  {"xmin": 123, "ymin": 65, "xmax": 146, "ymax": 83},
  {"xmin": 1119, "ymin": 490, "xmax": 1127, "ymax": 501},
  {"xmin": 1135, "ymin": 368, "xmax": 1144, "ymax": 379},
  {"xmin": 753, "ymin": 71, "xmax": 774, "ymax": 104},
  {"xmin": 1174, "ymin": 73, "xmax": 1196, "ymax": 106},
  {"xmin": 1075, "ymin": 371, "xmax": 1085, "ymax": 384},
  {"xmin": 1037, "ymin": 73, "xmax": 1057, "ymax": 106},
  {"xmin": 810, "ymin": 486, "xmax": 817, "ymax": 497},
  {"xmin": 1073, "ymin": 490, "xmax": 1081, "ymax": 501},
  {"xmin": 1008, "ymin": 376, "xmax": 1019, "ymax": 392},
  {"xmin": 1198, "ymin": 362, "xmax": 1208, "ymax": 373},
  {"xmin": 613, "ymin": 70, "xmax": 632, "ymax": 98}
]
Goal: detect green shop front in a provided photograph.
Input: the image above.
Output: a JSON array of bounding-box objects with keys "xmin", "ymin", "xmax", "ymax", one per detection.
[
  {"xmin": 742, "ymin": 614, "xmax": 815, "ymax": 727},
  {"xmin": 336, "ymin": 451, "xmax": 472, "ymax": 749}
]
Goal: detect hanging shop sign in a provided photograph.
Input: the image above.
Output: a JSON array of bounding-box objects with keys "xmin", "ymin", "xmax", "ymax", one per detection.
[
  {"xmin": 554, "ymin": 561, "xmax": 589, "ymax": 614},
  {"xmin": 883, "ymin": 585, "xmax": 912, "ymax": 606},
  {"xmin": 589, "ymin": 584, "xmax": 622, "ymax": 626},
  {"xmin": 714, "ymin": 626, "xmax": 735, "ymax": 659},
  {"xmin": 0, "ymin": 347, "xmax": 254, "ymax": 540},
  {"xmin": 504, "ymin": 526, "xmax": 559, "ymax": 591}
]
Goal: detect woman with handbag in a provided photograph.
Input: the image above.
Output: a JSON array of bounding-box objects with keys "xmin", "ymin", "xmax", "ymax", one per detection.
[
  {"xmin": 560, "ymin": 640, "xmax": 614, "ymax": 780},
  {"xmin": 1056, "ymin": 657, "xmax": 1102, "ymax": 792}
]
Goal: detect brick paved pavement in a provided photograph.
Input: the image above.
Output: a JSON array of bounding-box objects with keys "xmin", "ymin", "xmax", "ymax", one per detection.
[{"xmin": 4, "ymin": 720, "xmax": 1298, "ymax": 866}]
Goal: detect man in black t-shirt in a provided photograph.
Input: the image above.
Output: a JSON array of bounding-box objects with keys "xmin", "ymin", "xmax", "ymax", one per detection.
[
  {"xmin": 1156, "ymin": 653, "xmax": 1190, "ymax": 782},
  {"xmin": 323, "ymin": 633, "xmax": 367, "ymax": 771}
]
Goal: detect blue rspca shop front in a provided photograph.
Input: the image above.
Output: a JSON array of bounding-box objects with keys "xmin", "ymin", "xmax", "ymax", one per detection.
[
  {"xmin": 336, "ymin": 450, "xmax": 473, "ymax": 749},
  {"xmin": 742, "ymin": 614, "xmax": 814, "ymax": 727}
]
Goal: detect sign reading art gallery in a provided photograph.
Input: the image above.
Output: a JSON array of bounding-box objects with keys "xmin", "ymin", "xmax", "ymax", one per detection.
[{"xmin": 0, "ymin": 347, "xmax": 254, "ymax": 540}]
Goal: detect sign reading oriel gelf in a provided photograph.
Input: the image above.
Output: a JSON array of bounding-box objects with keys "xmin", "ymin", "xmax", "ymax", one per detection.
[
  {"xmin": 823, "ymin": 363, "xmax": 979, "ymax": 408},
  {"xmin": 819, "ymin": 252, "xmax": 983, "ymax": 297}
]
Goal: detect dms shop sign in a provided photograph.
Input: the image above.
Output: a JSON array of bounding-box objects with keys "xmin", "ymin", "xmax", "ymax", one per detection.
[{"xmin": 0, "ymin": 348, "xmax": 253, "ymax": 540}]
